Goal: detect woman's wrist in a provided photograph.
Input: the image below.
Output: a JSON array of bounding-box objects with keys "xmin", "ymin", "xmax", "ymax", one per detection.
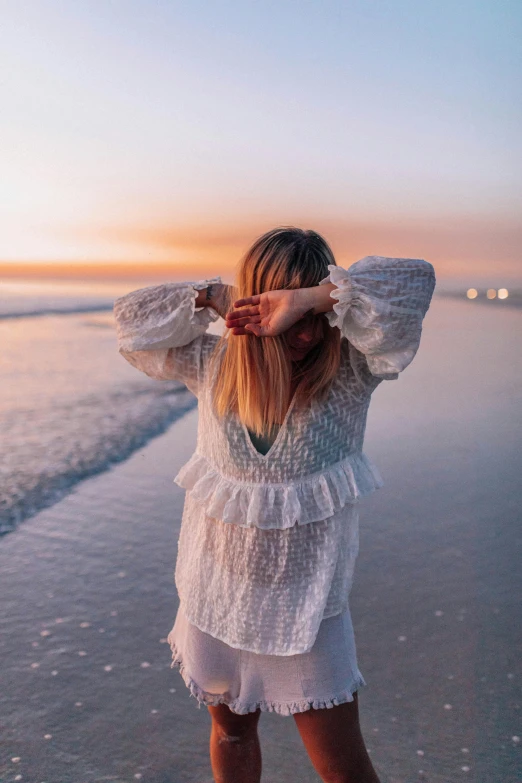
[
  {"xmin": 195, "ymin": 283, "xmax": 234, "ymax": 318},
  {"xmin": 296, "ymin": 283, "xmax": 336, "ymax": 316},
  {"xmin": 195, "ymin": 283, "xmax": 217, "ymax": 310}
]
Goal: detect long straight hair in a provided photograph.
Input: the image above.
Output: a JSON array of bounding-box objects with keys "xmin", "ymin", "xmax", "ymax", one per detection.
[{"xmin": 209, "ymin": 227, "xmax": 341, "ymax": 436}]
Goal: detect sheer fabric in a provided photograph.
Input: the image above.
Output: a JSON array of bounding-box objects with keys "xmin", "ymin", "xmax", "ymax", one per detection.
[
  {"xmin": 167, "ymin": 602, "xmax": 365, "ymax": 715},
  {"xmin": 113, "ymin": 256, "xmax": 436, "ymax": 654}
]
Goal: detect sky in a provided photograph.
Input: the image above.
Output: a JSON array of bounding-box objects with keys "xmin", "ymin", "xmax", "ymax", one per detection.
[{"xmin": 1, "ymin": 0, "xmax": 521, "ymax": 287}]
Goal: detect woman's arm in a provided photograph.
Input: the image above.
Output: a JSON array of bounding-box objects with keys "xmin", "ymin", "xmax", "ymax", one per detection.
[
  {"xmin": 114, "ymin": 277, "xmax": 227, "ymax": 395},
  {"xmin": 296, "ymin": 282, "xmax": 337, "ymax": 315},
  {"xmin": 195, "ymin": 282, "xmax": 236, "ymax": 319},
  {"xmin": 224, "ymin": 284, "xmax": 336, "ymax": 336},
  {"xmin": 225, "ymin": 256, "xmax": 436, "ymax": 384}
]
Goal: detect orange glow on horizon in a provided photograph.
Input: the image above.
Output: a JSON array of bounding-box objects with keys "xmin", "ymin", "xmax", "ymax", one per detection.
[
  {"xmin": 0, "ymin": 261, "xmax": 236, "ymax": 282},
  {"xmin": 1, "ymin": 213, "xmax": 521, "ymax": 283}
]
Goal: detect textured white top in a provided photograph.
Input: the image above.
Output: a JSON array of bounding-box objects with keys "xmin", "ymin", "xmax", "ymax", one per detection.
[{"xmin": 114, "ymin": 255, "xmax": 436, "ymax": 655}]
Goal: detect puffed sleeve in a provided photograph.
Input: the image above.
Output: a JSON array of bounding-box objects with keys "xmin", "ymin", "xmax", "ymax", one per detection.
[
  {"xmin": 319, "ymin": 256, "xmax": 436, "ymax": 391},
  {"xmin": 113, "ymin": 277, "xmax": 222, "ymax": 396}
]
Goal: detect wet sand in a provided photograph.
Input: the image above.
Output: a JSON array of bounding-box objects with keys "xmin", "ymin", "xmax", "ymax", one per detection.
[{"xmin": 1, "ymin": 296, "xmax": 521, "ymax": 783}]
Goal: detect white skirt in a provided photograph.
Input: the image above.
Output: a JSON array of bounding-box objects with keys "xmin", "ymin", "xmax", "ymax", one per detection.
[{"xmin": 167, "ymin": 602, "xmax": 366, "ymax": 716}]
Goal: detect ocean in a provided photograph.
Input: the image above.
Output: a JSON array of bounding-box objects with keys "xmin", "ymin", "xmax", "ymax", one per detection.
[{"xmin": 0, "ymin": 279, "xmax": 202, "ymax": 534}]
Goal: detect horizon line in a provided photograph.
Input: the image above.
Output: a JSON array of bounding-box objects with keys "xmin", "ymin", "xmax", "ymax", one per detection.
[{"xmin": 1, "ymin": 262, "xmax": 521, "ymax": 291}]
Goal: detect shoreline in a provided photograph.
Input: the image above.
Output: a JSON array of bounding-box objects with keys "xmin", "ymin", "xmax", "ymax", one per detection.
[{"xmin": 0, "ymin": 395, "xmax": 197, "ymax": 537}]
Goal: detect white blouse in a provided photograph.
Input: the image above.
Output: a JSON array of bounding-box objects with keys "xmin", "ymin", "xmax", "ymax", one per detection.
[{"xmin": 113, "ymin": 255, "xmax": 436, "ymax": 655}]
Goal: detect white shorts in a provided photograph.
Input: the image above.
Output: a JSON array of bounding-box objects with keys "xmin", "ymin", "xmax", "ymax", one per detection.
[{"xmin": 167, "ymin": 603, "xmax": 366, "ymax": 716}]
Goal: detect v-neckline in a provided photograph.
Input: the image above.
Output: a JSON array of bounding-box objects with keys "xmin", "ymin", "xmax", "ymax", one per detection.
[{"xmin": 241, "ymin": 390, "xmax": 298, "ymax": 462}]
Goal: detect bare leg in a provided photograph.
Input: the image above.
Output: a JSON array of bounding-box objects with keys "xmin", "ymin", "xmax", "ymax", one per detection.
[
  {"xmin": 207, "ymin": 703, "xmax": 262, "ymax": 783},
  {"xmin": 293, "ymin": 692, "xmax": 381, "ymax": 783}
]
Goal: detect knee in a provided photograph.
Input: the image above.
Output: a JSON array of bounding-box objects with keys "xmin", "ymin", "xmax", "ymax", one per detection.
[
  {"xmin": 314, "ymin": 754, "xmax": 377, "ymax": 783},
  {"xmin": 209, "ymin": 704, "xmax": 260, "ymax": 742}
]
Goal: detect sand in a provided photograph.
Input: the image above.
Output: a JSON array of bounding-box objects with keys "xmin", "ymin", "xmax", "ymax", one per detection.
[{"xmin": 1, "ymin": 296, "xmax": 521, "ymax": 783}]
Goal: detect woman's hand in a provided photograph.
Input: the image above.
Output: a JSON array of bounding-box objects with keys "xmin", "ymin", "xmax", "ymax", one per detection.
[{"xmin": 225, "ymin": 289, "xmax": 314, "ymax": 337}]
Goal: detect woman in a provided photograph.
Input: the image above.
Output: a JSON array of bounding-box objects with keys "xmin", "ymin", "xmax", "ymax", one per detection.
[{"xmin": 113, "ymin": 227, "xmax": 436, "ymax": 783}]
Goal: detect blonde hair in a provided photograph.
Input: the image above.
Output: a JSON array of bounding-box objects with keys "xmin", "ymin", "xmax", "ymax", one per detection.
[{"xmin": 209, "ymin": 226, "xmax": 340, "ymax": 436}]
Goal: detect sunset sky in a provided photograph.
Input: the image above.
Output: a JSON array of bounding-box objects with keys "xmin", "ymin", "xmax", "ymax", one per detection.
[{"xmin": 1, "ymin": 1, "xmax": 521, "ymax": 286}]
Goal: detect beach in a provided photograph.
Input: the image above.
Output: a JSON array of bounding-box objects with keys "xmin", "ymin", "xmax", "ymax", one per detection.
[
  {"xmin": 0, "ymin": 281, "xmax": 198, "ymax": 533},
  {"xmin": 1, "ymin": 294, "xmax": 521, "ymax": 783}
]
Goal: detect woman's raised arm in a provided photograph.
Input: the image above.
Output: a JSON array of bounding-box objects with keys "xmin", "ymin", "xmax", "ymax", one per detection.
[
  {"xmin": 194, "ymin": 282, "xmax": 234, "ymax": 319},
  {"xmin": 225, "ymin": 256, "xmax": 436, "ymax": 392},
  {"xmin": 114, "ymin": 278, "xmax": 232, "ymax": 396},
  {"xmin": 224, "ymin": 287, "xmax": 324, "ymax": 337},
  {"xmin": 315, "ymin": 256, "xmax": 436, "ymax": 382}
]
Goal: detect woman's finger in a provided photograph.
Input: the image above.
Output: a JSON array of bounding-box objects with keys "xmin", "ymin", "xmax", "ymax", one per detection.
[
  {"xmin": 225, "ymin": 305, "xmax": 260, "ymax": 320},
  {"xmin": 225, "ymin": 315, "xmax": 261, "ymax": 328},
  {"xmin": 233, "ymin": 295, "xmax": 261, "ymax": 308}
]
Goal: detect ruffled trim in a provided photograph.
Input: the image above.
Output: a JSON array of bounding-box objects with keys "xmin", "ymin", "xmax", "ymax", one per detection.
[
  {"xmin": 167, "ymin": 630, "xmax": 366, "ymax": 716},
  {"xmin": 319, "ymin": 263, "xmax": 355, "ymax": 331},
  {"xmin": 318, "ymin": 258, "xmax": 436, "ymax": 379},
  {"xmin": 173, "ymin": 451, "xmax": 384, "ymax": 529}
]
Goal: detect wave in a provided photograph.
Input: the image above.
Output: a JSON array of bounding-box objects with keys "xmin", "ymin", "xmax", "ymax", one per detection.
[
  {"xmin": 0, "ymin": 383, "xmax": 197, "ymax": 536},
  {"xmin": 0, "ymin": 303, "xmax": 115, "ymax": 320}
]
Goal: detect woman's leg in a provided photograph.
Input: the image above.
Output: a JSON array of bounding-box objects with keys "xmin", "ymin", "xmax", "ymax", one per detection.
[
  {"xmin": 293, "ymin": 692, "xmax": 381, "ymax": 783},
  {"xmin": 207, "ymin": 703, "xmax": 262, "ymax": 783}
]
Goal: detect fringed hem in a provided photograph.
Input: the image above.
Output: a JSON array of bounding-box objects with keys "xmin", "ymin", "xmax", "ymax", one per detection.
[{"xmin": 166, "ymin": 630, "xmax": 367, "ymax": 717}]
